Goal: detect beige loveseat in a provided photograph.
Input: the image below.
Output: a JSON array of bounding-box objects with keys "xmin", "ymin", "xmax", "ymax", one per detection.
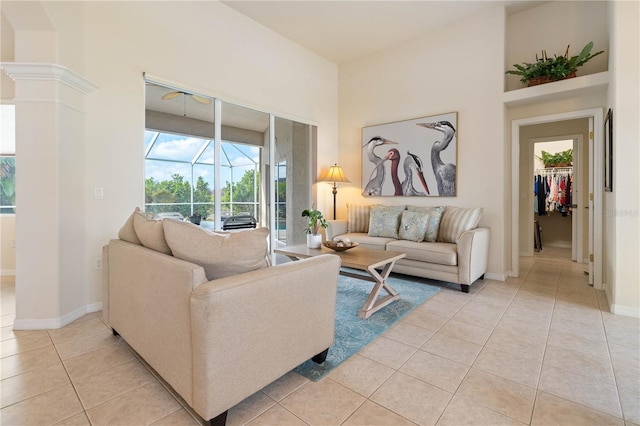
[
  {"xmin": 102, "ymin": 210, "xmax": 341, "ymax": 425},
  {"xmin": 326, "ymin": 205, "xmax": 489, "ymax": 293}
]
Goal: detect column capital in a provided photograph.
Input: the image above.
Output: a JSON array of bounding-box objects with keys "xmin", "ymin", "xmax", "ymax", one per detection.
[{"xmin": 1, "ymin": 62, "xmax": 98, "ymax": 94}]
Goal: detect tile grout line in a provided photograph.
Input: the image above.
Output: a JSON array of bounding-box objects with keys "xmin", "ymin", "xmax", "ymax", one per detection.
[
  {"xmin": 48, "ymin": 329, "xmax": 94, "ymax": 425},
  {"xmin": 598, "ymin": 294, "xmax": 627, "ymax": 421},
  {"xmin": 432, "ymin": 277, "xmax": 529, "ymax": 425},
  {"xmin": 527, "ymin": 267, "xmax": 559, "ymax": 425}
]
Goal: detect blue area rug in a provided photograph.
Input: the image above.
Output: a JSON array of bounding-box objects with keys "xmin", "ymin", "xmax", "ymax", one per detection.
[{"xmin": 294, "ymin": 270, "xmax": 440, "ymax": 381}]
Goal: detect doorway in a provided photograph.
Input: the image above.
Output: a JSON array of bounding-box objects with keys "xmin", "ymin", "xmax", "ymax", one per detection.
[
  {"xmin": 511, "ymin": 108, "xmax": 604, "ymax": 289},
  {"xmin": 529, "ymin": 136, "xmax": 584, "ymax": 263}
]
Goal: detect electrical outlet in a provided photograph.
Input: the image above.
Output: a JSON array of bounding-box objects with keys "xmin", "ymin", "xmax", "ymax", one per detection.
[
  {"xmin": 94, "ymin": 187, "xmax": 104, "ymax": 200},
  {"xmin": 95, "ymin": 258, "xmax": 102, "ymax": 270}
]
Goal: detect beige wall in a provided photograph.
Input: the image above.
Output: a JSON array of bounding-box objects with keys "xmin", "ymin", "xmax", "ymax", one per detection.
[
  {"xmin": 2, "ymin": 1, "xmax": 339, "ymax": 326},
  {"xmin": 505, "ymin": 1, "xmax": 609, "ymax": 92},
  {"xmin": 339, "ymin": 6, "xmax": 507, "ymax": 279},
  {"xmin": 606, "ymin": 0, "xmax": 640, "ymax": 317},
  {"xmin": 2, "ymin": 0, "xmax": 638, "ymax": 322}
]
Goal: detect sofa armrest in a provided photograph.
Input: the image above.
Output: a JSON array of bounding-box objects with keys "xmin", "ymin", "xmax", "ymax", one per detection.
[
  {"xmin": 457, "ymin": 227, "xmax": 490, "ymax": 285},
  {"xmin": 326, "ymin": 220, "xmax": 348, "ymax": 240},
  {"xmin": 189, "ymin": 254, "xmax": 341, "ymax": 420},
  {"xmin": 105, "ymin": 239, "xmax": 209, "ymax": 405}
]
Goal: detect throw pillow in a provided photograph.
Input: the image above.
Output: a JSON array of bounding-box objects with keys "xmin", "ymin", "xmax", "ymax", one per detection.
[
  {"xmin": 347, "ymin": 204, "xmax": 372, "ymax": 233},
  {"xmin": 437, "ymin": 206, "xmax": 483, "ymax": 243},
  {"xmin": 398, "ymin": 210, "xmax": 429, "ymax": 242},
  {"xmin": 118, "ymin": 207, "xmax": 143, "ymax": 245},
  {"xmin": 132, "ymin": 211, "xmax": 172, "ymax": 255},
  {"xmin": 406, "ymin": 205, "xmax": 445, "ymax": 242},
  {"xmin": 367, "ymin": 205, "xmax": 406, "ymax": 239},
  {"xmin": 163, "ymin": 219, "xmax": 269, "ymax": 280}
]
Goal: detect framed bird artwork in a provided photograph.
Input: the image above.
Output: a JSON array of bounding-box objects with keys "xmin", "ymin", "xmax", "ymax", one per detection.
[{"xmin": 361, "ymin": 111, "xmax": 458, "ymax": 197}]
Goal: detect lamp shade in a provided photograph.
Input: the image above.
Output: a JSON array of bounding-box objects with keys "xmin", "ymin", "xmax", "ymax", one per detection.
[{"xmin": 322, "ymin": 164, "xmax": 350, "ymax": 184}]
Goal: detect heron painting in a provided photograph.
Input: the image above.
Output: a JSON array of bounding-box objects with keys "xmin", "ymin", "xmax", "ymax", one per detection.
[{"xmin": 361, "ymin": 112, "xmax": 457, "ymax": 197}]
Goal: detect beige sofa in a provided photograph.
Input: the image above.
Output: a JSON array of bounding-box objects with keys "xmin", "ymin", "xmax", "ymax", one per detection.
[
  {"xmin": 325, "ymin": 205, "xmax": 490, "ymax": 293},
  {"xmin": 102, "ymin": 211, "xmax": 341, "ymax": 425}
]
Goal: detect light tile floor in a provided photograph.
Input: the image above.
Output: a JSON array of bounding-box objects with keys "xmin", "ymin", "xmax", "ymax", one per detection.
[{"xmin": 1, "ymin": 254, "xmax": 639, "ymax": 425}]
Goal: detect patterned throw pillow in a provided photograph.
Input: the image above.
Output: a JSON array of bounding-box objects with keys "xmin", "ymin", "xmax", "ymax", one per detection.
[
  {"xmin": 398, "ymin": 210, "xmax": 429, "ymax": 242},
  {"xmin": 347, "ymin": 204, "xmax": 372, "ymax": 233},
  {"xmin": 367, "ymin": 205, "xmax": 406, "ymax": 238},
  {"xmin": 406, "ymin": 206, "xmax": 445, "ymax": 242},
  {"xmin": 437, "ymin": 206, "xmax": 483, "ymax": 243}
]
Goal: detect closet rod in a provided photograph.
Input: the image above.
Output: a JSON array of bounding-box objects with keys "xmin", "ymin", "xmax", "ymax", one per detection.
[{"xmin": 535, "ymin": 166, "xmax": 573, "ymax": 175}]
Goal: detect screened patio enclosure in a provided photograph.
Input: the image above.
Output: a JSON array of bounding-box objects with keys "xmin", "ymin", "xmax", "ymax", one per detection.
[
  {"xmin": 144, "ymin": 79, "xmax": 316, "ymax": 248},
  {"xmin": 144, "ymin": 130, "xmax": 261, "ymax": 230}
]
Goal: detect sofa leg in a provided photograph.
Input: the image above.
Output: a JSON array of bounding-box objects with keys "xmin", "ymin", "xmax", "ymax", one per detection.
[
  {"xmin": 460, "ymin": 284, "xmax": 470, "ymax": 293},
  {"xmin": 112, "ymin": 328, "xmax": 119, "ymax": 336},
  {"xmin": 312, "ymin": 348, "xmax": 329, "ymax": 364},
  {"xmin": 480, "ymin": 274, "xmax": 485, "ymax": 280},
  {"xmin": 205, "ymin": 411, "xmax": 228, "ymax": 426}
]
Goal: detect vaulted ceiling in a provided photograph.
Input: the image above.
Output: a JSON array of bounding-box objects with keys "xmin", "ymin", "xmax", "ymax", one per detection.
[{"xmin": 223, "ymin": 0, "xmax": 543, "ymax": 64}]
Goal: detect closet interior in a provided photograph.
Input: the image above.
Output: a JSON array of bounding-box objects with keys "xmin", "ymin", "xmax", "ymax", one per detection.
[{"xmin": 533, "ymin": 142, "xmax": 574, "ymax": 253}]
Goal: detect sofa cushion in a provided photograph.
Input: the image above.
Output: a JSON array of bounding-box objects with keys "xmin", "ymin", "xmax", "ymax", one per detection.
[
  {"xmin": 118, "ymin": 207, "xmax": 143, "ymax": 245},
  {"xmin": 133, "ymin": 211, "xmax": 172, "ymax": 255},
  {"xmin": 163, "ymin": 219, "xmax": 269, "ymax": 280},
  {"xmin": 386, "ymin": 240, "xmax": 458, "ymax": 266},
  {"xmin": 398, "ymin": 210, "xmax": 428, "ymax": 242},
  {"xmin": 367, "ymin": 205, "xmax": 406, "ymax": 238},
  {"xmin": 406, "ymin": 206, "xmax": 445, "ymax": 242},
  {"xmin": 347, "ymin": 204, "xmax": 372, "ymax": 233},
  {"xmin": 437, "ymin": 206, "xmax": 483, "ymax": 243}
]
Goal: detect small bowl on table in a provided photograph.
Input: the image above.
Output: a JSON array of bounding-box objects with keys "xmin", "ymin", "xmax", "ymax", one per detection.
[{"xmin": 323, "ymin": 241, "xmax": 359, "ymax": 252}]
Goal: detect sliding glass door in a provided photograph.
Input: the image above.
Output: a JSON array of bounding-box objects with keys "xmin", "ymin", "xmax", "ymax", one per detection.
[{"xmin": 144, "ymin": 78, "xmax": 315, "ymax": 255}]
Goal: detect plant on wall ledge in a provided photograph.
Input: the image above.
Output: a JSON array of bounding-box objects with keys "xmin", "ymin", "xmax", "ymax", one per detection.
[
  {"xmin": 536, "ymin": 149, "xmax": 573, "ymax": 168},
  {"xmin": 506, "ymin": 41, "xmax": 604, "ymax": 87}
]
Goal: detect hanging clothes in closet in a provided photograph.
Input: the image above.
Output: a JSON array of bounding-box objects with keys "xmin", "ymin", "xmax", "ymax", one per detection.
[{"xmin": 534, "ymin": 167, "xmax": 573, "ymax": 216}]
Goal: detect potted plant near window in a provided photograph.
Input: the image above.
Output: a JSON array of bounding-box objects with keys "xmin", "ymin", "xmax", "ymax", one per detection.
[
  {"xmin": 506, "ymin": 41, "xmax": 604, "ymax": 87},
  {"xmin": 302, "ymin": 208, "xmax": 327, "ymax": 248}
]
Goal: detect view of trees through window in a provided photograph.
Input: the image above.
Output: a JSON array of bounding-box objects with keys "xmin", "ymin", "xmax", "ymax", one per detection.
[
  {"xmin": 0, "ymin": 157, "xmax": 16, "ymax": 214},
  {"xmin": 144, "ymin": 130, "xmax": 263, "ymax": 227},
  {"xmin": 144, "ymin": 169, "xmax": 260, "ymax": 219}
]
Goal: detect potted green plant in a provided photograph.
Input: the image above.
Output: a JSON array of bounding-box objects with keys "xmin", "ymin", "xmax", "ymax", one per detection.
[
  {"xmin": 536, "ymin": 148, "xmax": 573, "ymax": 168},
  {"xmin": 302, "ymin": 208, "xmax": 327, "ymax": 248},
  {"xmin": 506, "ymin": 42, "xmax": 604, "ymax": 86}
]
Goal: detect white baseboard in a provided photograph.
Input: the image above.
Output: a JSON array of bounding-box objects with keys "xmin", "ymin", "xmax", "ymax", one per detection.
[
  {"xmin": 1, "ymin": 269, "xmax": 15, "ymax": 276},
  {"xmin": 485, "ymin": 272, "xmax": 506, "ymax": 281},
  {"xmin": 86, "ymin": 302, "xmax": 103, "ymax": 313},
  {"xmin": 610, "ymin": 303, "xmax": 640, "ymax": 318},
  {"xmin": 12, "ymin": 302, "xmax": 104, "ymax": 330}
]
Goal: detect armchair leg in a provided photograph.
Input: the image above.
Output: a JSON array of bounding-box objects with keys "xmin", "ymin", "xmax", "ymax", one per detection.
[
  {"xmin": 312, "ymin": 348, "xmax": 329, "ymax": 364},
  {"xmin": 205, "ymin": 411, "xmax": 227, "ymax": 426},
  {"xmin": 112, "ymin": 328, "xmax": 119, "ymax": 336},
  {"xmin": 460, "ymin": 284, "xmax": 470, "ymax": 293}
]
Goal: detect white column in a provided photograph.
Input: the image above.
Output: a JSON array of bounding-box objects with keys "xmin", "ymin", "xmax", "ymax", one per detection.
[{"xmin": 1, "ymin": 62, "xmax": 97, "ymax": 329}]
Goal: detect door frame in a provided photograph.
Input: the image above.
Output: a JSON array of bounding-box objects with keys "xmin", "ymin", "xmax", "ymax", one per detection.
[
  {"xmin": 526, "ymin": 135, "xmax": 583, "ymax": 261},
  {"xmin": 511, "ymin": 108, "xmax": 603, "ymax": 289}
]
